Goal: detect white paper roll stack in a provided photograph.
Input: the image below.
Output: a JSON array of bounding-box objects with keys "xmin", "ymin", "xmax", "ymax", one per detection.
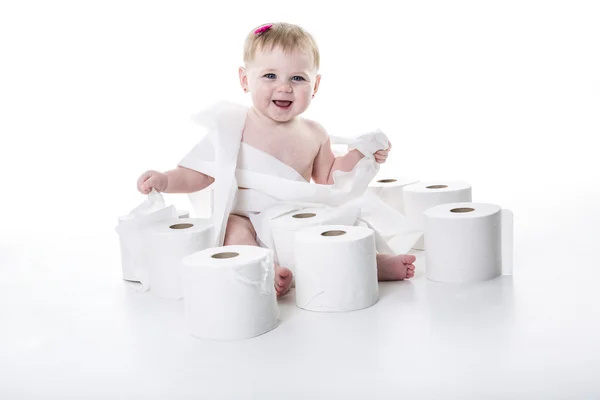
[
  {"xmin": 144, "ymin": 218, "xmax": 213, "ymax": 299},
  {"xmin": 424, "ymin": 202, "xmax": 514, "ymax": 284},
  {"xmin": 294, "ymin": 225, "xmax": 379, "ymax": 312},
  {"xmin": 182, "ymin": 245, "xmax": 279, "ymax": 340},
  {"xmin": 367, "ymin": 176, "xmax": 419, "ymax": 214},
  {"xmin": 270, "ymin": 205, "xmax": 360, "ymax": 275},
  {"xmin": 403, "ymin": 181, "xmax": 472, "ymax": 250}
]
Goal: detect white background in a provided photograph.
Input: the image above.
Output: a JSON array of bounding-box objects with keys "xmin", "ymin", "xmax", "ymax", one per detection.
[
  {"xmin": 1, "ymin": 0, "xmax": 598, "ymax": 242},
  {"xmin": 1, "ymin": 0, "xmax": 600, "ymax": 398}
]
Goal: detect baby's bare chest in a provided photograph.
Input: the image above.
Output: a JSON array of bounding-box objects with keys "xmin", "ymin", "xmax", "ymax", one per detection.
[{"xmin": 242, "ymin": 125, "xmax": 320, "ymax": 179}]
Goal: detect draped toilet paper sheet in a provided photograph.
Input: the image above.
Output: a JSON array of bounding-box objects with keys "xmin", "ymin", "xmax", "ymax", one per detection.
[
  {"xmin": 331, "ymin": 145, "xmax": 348, "ymax": 157},
  {"xmin": 403, "ymin": 181, "xmax": 472, "ymax": 250},
  {"xmin": 128, "ymin": 188, "xmax": 166, "ymax": 217},
  {"xmin": 178, "ymin": 101, "xmax": 421, "ymax": 257},
  {"xmin": 354, "ymin": 191, "xmax": 422, "ymax": 253},
  {"xmin": 182, "ymin": 245, "xmax": 278, "ymax": 340},
  {"xmin": 188, "ymin": 188, "xmax": 214, "ymax": 219},
  {"xmin": 144, "ymin": 218, "xmax": 213, "ymax": 299},
  {"xmin": 329, "ymin": 134, "xmax": 350, "ymax": 157},
  {"xmin": 294, "ymin": 225, "xmax": 379, "ymax": 312},
  {"xmin": 424, "ymin": 202, "xmax": 514, "ymax": 284}
]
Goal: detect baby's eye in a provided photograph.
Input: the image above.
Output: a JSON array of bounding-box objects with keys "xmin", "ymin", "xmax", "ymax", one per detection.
[
  {"xmin": 292, "ymin": 76, "xmax": 306, "ymax": 81},
  {"xmin": 263, "ymin": 73, "xmax": 276, "ymax": 79}
]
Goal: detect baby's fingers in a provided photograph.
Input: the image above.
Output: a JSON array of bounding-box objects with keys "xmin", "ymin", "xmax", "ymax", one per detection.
[
  {"xmin": 137, "ymin": 172, "xmax": 154, "ymax": 193},
  {"xmin": 145, "ymin": 176, "xmax": 168, "ymax": 192},
  {"xmin": 144, "ymin": 176, "xmax": 160, "ymax": 190},
  {"xmin": 137, "ymin": 171, "xmax": 153, "ymax": 186}
]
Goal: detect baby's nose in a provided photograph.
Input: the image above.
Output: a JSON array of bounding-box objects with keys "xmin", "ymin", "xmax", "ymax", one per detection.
[{"xmin": 276, "ymin": 83, "xmax": 292, "ymax": 92}]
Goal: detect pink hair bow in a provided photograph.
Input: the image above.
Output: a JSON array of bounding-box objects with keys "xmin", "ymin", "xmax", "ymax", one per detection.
[{"xmin": 254, "ymin": 24, "xmax": 273, "ymax": 35}]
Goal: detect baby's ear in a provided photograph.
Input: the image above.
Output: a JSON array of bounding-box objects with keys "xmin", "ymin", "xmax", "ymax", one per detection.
[
  {"xmin": 238, "ymin": 67, "xmax": 248, "ymax": 90},
  {"xmin": 313, "ymin": 74, "xmax": 321, "ymax": 96}
]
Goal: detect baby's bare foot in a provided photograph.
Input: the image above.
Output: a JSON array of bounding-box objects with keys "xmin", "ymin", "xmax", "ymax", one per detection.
[
  {"xmin": 377, "ymin": 254, "xmax": 416, "ymax": 281},
  {"xmin": 275, "ymin": 264, "xmax": 293, "ymax": 297}
]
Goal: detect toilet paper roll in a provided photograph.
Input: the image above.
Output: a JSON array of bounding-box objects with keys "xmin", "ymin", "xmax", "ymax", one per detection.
[
  {"xmin": 181, "ymin": 245, "xmax": 279, "ymax": 340},
  {"xmin": 294, "ymin": 225, "xmax": 379, "ymax": 312},
  {"xmin": 116, "ymin": 205, "xmax": 178, "ymax": 283},
  {"xmin": 270, "ymin": 205, "xmax": 360, "ymax": 274},
  {"xmin": 424, "ymin": 202, "xmax": 514, "ymax": 284},
  {"xmin": 367, "ymin": 176, "xmax": 420, "ymax": 214},
  {"xmin": 403, "ymin": 181, "xmax": 472, "ymax": 250},
  {"xmin": 177, "ymin": 210, "xmax": 190, "ymax": 219},
  {"xmin": 117, "ymin": 215, "xmax": 138, "ymax": 282},
  {"xmin": 144, "ymin": 218, "xmax": 213, "ymax": 299}
]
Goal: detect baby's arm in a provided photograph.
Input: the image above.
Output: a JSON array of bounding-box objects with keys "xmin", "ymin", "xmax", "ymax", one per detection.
[
  {"xmin": 137, "ymin": 166, "xmax": 214, "ymax": 194},
  {"xmin": 310, "ymin": 122, "xmax": 365, "ymax": 185}
]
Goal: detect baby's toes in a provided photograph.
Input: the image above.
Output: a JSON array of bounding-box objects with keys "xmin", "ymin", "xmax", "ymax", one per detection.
[
  {"xmin": 276, "ymin": 275, "xmax": 287, "ymax": 287},
  {"xmin": 274, "ymin": 268, "xmax": 293, "ymax": 297},
  {"xmin": 279, "ymin": 268, "xmax": 291, "ymax": 279},
  {"xmin": 401, "ymin": 254, "xmax": 417, "ymax": 265}
]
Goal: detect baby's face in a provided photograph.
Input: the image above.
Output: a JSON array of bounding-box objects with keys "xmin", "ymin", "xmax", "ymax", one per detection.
[{"xmin": 242, "ymin": 46, "xmax": 319, "ymax": 123}]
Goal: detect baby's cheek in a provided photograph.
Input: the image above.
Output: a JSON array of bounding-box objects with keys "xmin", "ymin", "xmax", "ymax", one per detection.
[{"xmin": 298, "ymin": 85, "xmax": 312, "ymax": 97}]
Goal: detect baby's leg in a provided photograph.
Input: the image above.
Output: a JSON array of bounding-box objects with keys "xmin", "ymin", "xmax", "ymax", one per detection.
[
  {"xmin": 376, "ymin": 254, "xmax": 416, "ymax": 281},
  {"xmin": 223, "ymin": 214, "xmax": 293, "ymax": 297}
]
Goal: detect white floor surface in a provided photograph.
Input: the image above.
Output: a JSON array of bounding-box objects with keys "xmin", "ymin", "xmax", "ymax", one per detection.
[{"xmin": 1, "ymin": 230, "xmax": 599, "ymax": 399}]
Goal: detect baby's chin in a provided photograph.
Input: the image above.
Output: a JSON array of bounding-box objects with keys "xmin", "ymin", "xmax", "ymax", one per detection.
[
  {"xmin": 266, "ymin": 107, "xmax": 303, "ymax": 122},
  {"xmin": 271, "ymin": 103, "xmax": 310, "ymax": 120}
]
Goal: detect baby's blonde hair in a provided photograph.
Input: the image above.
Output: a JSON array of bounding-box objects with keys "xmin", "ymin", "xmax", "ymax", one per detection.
[{"xmin": 243, "ymin": 22, "xmax": 320, "ymax": 70}]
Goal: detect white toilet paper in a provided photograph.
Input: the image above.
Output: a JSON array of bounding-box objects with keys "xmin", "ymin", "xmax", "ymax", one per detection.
[
  {"xmin": 144, "ymin": 218, "xmax": 213, "ymax": 299},
  {"xmin": 331, "ymin": 144, "xmax": 349, "ymax": 157},
  {"xmin": 188, "ymin": 188, "xmax": 214, "ymax": 219},
  {"xmin": 424, "ymin": 202, "xmax": 514, "ymax": 284},
  {"xmin": 116, "ymin": 205, "xmax": 178, "ymax": 283},
  {"xmin": 294, "ymin": 225, "xmax": 379, "ymax": 312},
  {"xmin": 117, "ymin": 215, "xmax": 139, "ymax": 282},
  {"xmin": 367, "ymin": 176, "xmax": 420, "ymax": 214},
  {"xmin": 403, "ymin": 181, "xmax": 472, "ymax": 250},
  {"xmin": 270, "ymin": 205, "xmax": 360, "ymax": 274},
  {"xmin": 177, "ymin": 210, "xmax": 190, "ymax": 219},
  {"xmin": 181, "ymin": 245, "xmax": 279, "ymax": 340}
]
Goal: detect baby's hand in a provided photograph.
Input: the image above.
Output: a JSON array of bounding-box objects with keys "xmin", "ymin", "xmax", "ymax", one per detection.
[
  {"xmin": 137, "ymin": 170, "xmax": 168, "ymax": 194},
  {"xmin": 374, "ymin": 141, "xmax": 392, "ymax": 164}
]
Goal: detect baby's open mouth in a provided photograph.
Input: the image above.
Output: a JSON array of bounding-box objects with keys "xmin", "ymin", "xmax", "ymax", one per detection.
[{"xmin": 273, "ymin": 100, "xmax": 292, "ymax": 108}]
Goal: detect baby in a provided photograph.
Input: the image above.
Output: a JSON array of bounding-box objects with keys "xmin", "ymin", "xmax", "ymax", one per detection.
[{"xmin": 137, "ymin": 22, "xmax": 416, "ymax": 296}]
